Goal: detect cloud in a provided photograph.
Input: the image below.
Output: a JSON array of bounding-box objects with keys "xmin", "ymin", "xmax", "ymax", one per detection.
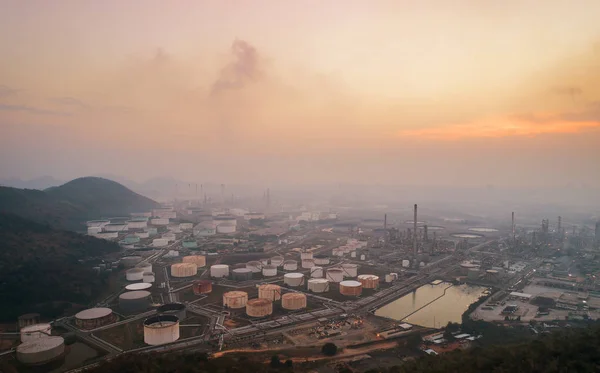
[
  {"xmin": 552, "ymin": 86, "xmax": 583, "ymax": 96},
  {"xmin": 0, "ymin": 85, "xmax": 18, "ymax": 98},
  {"xmin": 210, "ymin": 39, "xmax": 263, "ymax": 97},
  {"xmin": 49, "ymin": 96, "xmax": 88, "ymax": 108},
  {"xmin": 0, "ymin": 103, "xmax": 71, "ymax": 116}
]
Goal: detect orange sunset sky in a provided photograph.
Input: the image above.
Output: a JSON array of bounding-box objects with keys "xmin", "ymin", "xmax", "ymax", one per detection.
[{"xmin": 1, "ymin": 1, "xmax": 599, "ymax": 187}]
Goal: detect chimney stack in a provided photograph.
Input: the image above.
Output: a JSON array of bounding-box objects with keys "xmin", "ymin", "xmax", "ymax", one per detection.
[
  {"xmin": 512, "ymin": 212, "xmax": 515, "ymax": 246},
  {"xmin": 413, "ymin": 204, "xmax": 418, "ymax": 257},
  {"xmin": 384, "ymin": 214, "xmax": 387, "ymax": 230}
]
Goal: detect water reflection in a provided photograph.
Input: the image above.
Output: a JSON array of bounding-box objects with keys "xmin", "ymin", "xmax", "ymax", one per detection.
[{"xmin": 375, "ymin": 282, "xmax": 486, "ymax": 328}]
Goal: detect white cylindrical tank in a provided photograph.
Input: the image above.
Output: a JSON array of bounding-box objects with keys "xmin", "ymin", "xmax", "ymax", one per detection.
[
  {"xmin": 283, "ymin": 260, "xmax": 297, "ymax": 271},
  {"xmin": 143, "ymin": 315, "xmax": 180, "ymax": 346},
  {"xmin": 259, "ymin": 258, "xmax": 270, "ymax": 266},
  {"xmin": 350, "ymin": 251, "xmax": 357, "ymax": 258},
  {"xmin": 17, "ymin": 336, "xmax": 65, "ymax": 365},
  {"xmin": 150, "ymin": 218, "xmax": 169, "ymax": 226},
  {"xmin": 262, "ymin": 265, "xmax": 278, "ymax": 277},
  {"xmin": 223, "ymin": 291, "xmax": 248, "ymax": 309},
  {"xmin": 143, "ymin": 272, "xmax": 155, "ymax": 283},
  {"xmin": 246, "ymin": 261, "xmax": 262, "ymax": 273},
  {"xmin": 341, "ymin": 263, "xmax": 358, "ymax": 277},
  {"xmin": 152, "ymin": 238, "xmax": 169, "ymax": 247},
  {"xmin": 270, "ymin": 256, "xmax": 284, "ymax": 267},
  {"xmin": 125, "ymin": 283, "xmax": 152, "ymax": 291},
  {"xmin": 302, "ymin": 259, "xmax": 315, "ymax": 269},
  {"xmin": 217, "ymin": 223, "xmax": 236, "ymax": 234},
  {"xmin": 258, "ymin": 284, "xmax": 281, "ymax": 301},
  {"xmin": 307, "ymin": 278, "xmax": 329, "ymax": 292},
  {"xmin": 87, "ymin": 226, "xmax": 102, "ymax": 235},
  {"xmin": 281, "ymin": 293, "xmax": 307, "ymax": 310},
  {"xmin": 137, "ymin": 263, "xmax": 152, "ymax": 274},
  {"xmin": 313, "ymin": 256, "xmax": 330, "ymax": 265},
  {"xmin": 332, "ymin": 248, "xmax": 344, "ymax": 257},
  {"xmin": 358, "ymin": 274, "xmax": 380, "ymax": 289},
  {"xmin": 182, "ymin": 255, "xmax": 206, "ymax": 268},
  {"xmin": 126, "ymin": 268, "xmax": 145, "ymax": 281},
  {"xmin": 121, "ymin": 256, "xmax": 142, "ymax": 267},
  {"xmin": 402, "ymin": 260, "xmax": 410, "ymax": 268},
  {"xmin": 232, "ymin": 268, "xmax": 253, "ymax": 281},
  {"xmin": 171, "ymin": 263, "xmax": 197, "ymax": 278},
  {"xmin": 385, "ymin": 274, "xmax": 394, "ymax": 283},
  {"xmin": 326, "ymin": 268, "xmax": 344, "ymax": 283},
  {"xmin": 20, "ymin": 324, "xmax": 52, "ymax": 342},
  {"xmin": 135, "ymin": 231, "xmax": 150, "ymax": 239},
  {"xmin": 127, "ymin": 220, "xmax": 147, "ymax": 229},
  {"xmin": 310, "ymin": 266, "xmax": 324, "ymax": 278},
  {"xmin": 246, "ymin": 298, "xmax": 273, "ymax": 317},
  {"xmin": 168, "ymin": 225, "xmax": 182, "ymax": 233},
  {"xmin": 360, "ymin": 255, "xmax": 366, "ymax": 261},
  {"xmin": 340, "ymin": 280, "xmax": 363, "ymax": 296},
  {"xmin": 210, "ymin": 264, "xmax": 230, "ymax": 278},
  {"xmin": 283, "ymin": 273, "xmax": 305, "ymax": 287},
  {"xmin": 300, "ymin": 252, "xmax": 313, "ymax": 260}
]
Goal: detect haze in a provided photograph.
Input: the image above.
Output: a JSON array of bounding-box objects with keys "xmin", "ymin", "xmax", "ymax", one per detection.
[{"xmin": 1, "ymin": 0, "xmax": 600, "ymax": 188}]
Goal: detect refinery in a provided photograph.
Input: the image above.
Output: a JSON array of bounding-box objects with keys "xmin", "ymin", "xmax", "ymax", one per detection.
[{"xmin": 2, "ymin": 194, "xmax": 600, "ymax": 372}]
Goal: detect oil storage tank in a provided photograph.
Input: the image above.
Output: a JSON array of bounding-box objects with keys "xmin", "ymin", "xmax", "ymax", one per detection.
[
  {"xmin": 210, "ymin": 264, "xmax": 230, "ymax": 278},
  {"xmin": 75, "ymin": 308, "xmax": 115, "ymax": 330},
  {"xmin": 223, "ymin": 291, "xmax": 248, "ymax": 309},
  {"xmin": 171, "ymin": 263, "xmax": 197, "ymax": 278},
  {"xmin": 283, "ymin": 260, "xmax": 297, "ymax": 271},
  {"xmin": 137, "ymin": 263, "xmax": 152, "ymax": 274},
  {"xmin": 182, "ymin": 255, "xmax": 206, "ymax": 268},
  {"xmin": 143, "ymin": 315, "xmax": 180, "ymax": 346},
  {"xmin": 258, "ymin": 284, "xmax": 281, "ymax": 301},
  {"xmin": 300, "ymin": 252, "xmax": 313, "ymax": 260},
  {"xmin": 262, "ymin": 265, "xmax": 278, "ymax": 277},
  {"xmin": 20, "ymin": 324, "xmax": 51, "ymax": 342},
  {"xmin": 302, "ymin": 259, "xmax": 315, "ymax": 269},
  {"xmin": 270, "ymin": 256, "xmax": 284, "ymax": 267},
  {"xmin": 281, "ymin": 293, "xmax": 307, "ymax": 310},
  {"xmin": 232, "ymin": 268, "xmax": 253, "ymax": 281},
  {"xmin": 313, "ymin": 255, "xmax": 330, "ymax": 265},
  {"xmin": 157, "ymin": 303, "xmax": 186, "ymax": 320},
  {"xmin": 246, "ymin": 299, "xmax": 273, "ymax": 317},
  {"xmin": 246, "ymin": 261, "xmax": 262, "ymax": 273},
  {"xmin": 126, "ymin": 268, "xmax": 145, "ymax": 281},
  {"xmin": 341, "ymin": 263, "xmax": 358, "ymax": 277},
  {"xmin": 17, "ymin": 336, "xmax": 65, "ymax": 365},
  {"xmin": 326, "ymin": 268, "xmax": 344, "ymax": 283},
  {"xmin": 340, "ymin": 280, "xmax": 363, "ymax": 296},
  {"xmin": 119, "ymin": 290, "xmax": 151, "ymax": 313},
  {"xmin": 307, "ymin": 278, "xmax": 329, "ymax": 293},
  {"xmin": 193, "ymin": 280, "xmax": 213, "ymax": 295},
  {"xmin": 284, "ymin": 273, "xmax": 304, "ymax": 287},
  {"xmin": 143, "ymin": 272, "xmax": 155, "ymax": 283},
  {"xmin": 310, "ymin": 266, "xmax": 324, "ymax": 278},
  {"xmin": 357, "ymin": 274, "xmax": 379, "ymax": 289}
]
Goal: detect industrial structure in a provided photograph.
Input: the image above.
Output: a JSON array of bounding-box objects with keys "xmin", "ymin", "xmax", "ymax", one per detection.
[
  {"xmin": 143, "ymin": 315, "xmax": 180, "ymax": 346},
  {"xmin": 74, "ymin": 308, "xmax": 116, "ymax": 330}
]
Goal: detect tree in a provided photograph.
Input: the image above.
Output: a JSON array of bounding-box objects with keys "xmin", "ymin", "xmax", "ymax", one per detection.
[
  {"xmin": 284, "ymin": 360, "xmax": 293, "ymax": 368},
  {"xmin": 270, "ymin": 355, "xmax": 280, "ymax": 367},
  {"xmin": 322, "ymin": 342, "xmax": 338, "ymax": 356},
  {"xmin": 406, "ymin": 334, "xmax": 423, "ymax": 349}
]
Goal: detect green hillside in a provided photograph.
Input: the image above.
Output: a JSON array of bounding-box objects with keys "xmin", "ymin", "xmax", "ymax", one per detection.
[
  {"xmin": 0, "ymin": 176, "xmax": 159, "ymax": 231},
  {"xmin": 0, "ymin": 213, "xmax": 120, "ymax": 320}
]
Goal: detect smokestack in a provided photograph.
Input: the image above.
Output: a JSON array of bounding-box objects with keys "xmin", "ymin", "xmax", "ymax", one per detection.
[
  {"xmin": 424, "ymin": 225, "xmax": 428, "ymax": 242},
  {"xmin": 221, "ymin": 184, "xmax": 225, "ymax": 206},
  {"xmin": 512, "ymin": 212, "xmax": 515, "ymax": 246},
  {"xmin": 266, "ymin": 188, "xmax": 271, "ymax": 210},
  {"xmin": 557, "ymin": 216, "xmax": 562, "ymax": 232},
  {"xmin": 413, "ymin": 204, "xmax": 418, "ymax": 257},
  {"xmin": 384, "ymin": 214, "xmax": 387, "ymax": 230}
]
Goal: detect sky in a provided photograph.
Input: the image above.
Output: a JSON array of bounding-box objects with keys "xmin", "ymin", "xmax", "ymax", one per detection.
[{"xmin": 1, "ymin": 0, "xmax": 600, "ymax": 188}]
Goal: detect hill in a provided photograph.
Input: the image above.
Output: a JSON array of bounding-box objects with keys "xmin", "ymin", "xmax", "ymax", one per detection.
[
  {"xmin": 0, "ymin": 176, "xmax": 159, "ymax": 231},
  {"xmin": 0, "ymin": 213, "xmax": 121, "ymax": 321}
]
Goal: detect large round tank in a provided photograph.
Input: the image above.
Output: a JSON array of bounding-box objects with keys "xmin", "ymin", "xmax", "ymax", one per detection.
[
  {"xmin": 284, "ymin": 272, "xmax": 305, "ymax": 286},
  {"xmin": 157, "ymin": 303, "xmax": 186, "ymax": 320},
  {"xmin": 119, "ymin": 290, "xmax": 151, "ymax": 313},
  {"xmin": 467, "ymin": 268, "xmax": 480, "ymax": 280},
  {"xmin": 210, "ymin": 264, "xmax": 230, "ymax": 278},
  {"xmin": 126, "ymin": 268, "xmax": 145, "ymax": 281},
  {"xmin": 125, "ymin": 283, "xmax": 152, "ymax": 291},
  {"xmin": 182, "ymin": 255, "xmax": 206, "ymax": 268},
  {"xmin": 193, "ymin": 280, "xmax": 213, "ymax": 295},
  {"xmin": 136, "ymin": 263, "xmax": 152, "ymax": 274},
  {"xmin": 313, "ymin": 255, "xmax": 330, "ymax": 265},
  {"xmin": 281, "ymin": 293, "xmax": 307, "ymax": 310},
  {"xmin": 17, "ymin": 336, "xmax": 65, "ymax": 365},
  {"xmin": 341, "ymin": 263, "xmax": 358, "ymax": 277},
  {"xmin": 246, "ymin": 298, "xmax": 273, "ymax": 317},
  {"xmin": 402, "ymin": 259, "xmax": 410, "ymax": 268},
  {"xmin": 143, "ymin": 272, "xmax": 155, "ymax": 283},
  {"xmin": 350, "ymin": 251, "xmax": 357, "ymax": 258},
  {"xmin": 20, "ymin": 323, "xmax": 51, "ymax": 342},
  {"xmin": 326, "ymin": 268, "xmax": 344, "ymax": 283},
  {"xmin": 143, "ymin": 315, "xmax": 180, "ymax": 346},
  {"xmin": 300, "ymin": 252, "xmax": 313, "ymax": 260},
  {"xmin": 283, "ymin": 260, "xmax": 297, "ymax": 271},
  {"xmin": 310, "ymin": 266, "xmax": 324, "ymax": 278},
  {"xmin": 307, "ymin": 278, "xmax": 329, "ymax": 293},
  {"xmin": 259, "ymin": 258, "xmax": 270, "ymax": 266},
  {"xmin": 357, "ymin": 274, "xmax": 379, "ymax": 289},
  {"xmin": 232, "ymin": 268, "xmax": 253, "ymax": 281},
  {"xmin": 258, "ymin": 284, "xmax": 281, "ymax": 301},
  {"xmin": 270, "ymin": 256, "xmax": 284, "ymax": 267},
  {"xmin": 360, "ymin": 254, "xmax": 366, "ymax": 261},
  {"xmin": 223, "ymin": 291, "xmax": 248, "ymax": 309},
  {"xmin": 332, "ymin": 248, "xmax": 344, "ymax": 257},
  {"xmin": 171, "ymin": 263, "xmax": 198, "ymax": 278},
  {"xmin": 75, "ymin": 308, "xmax": 115, "ymax": 330},
  {"xmin": 385, "ymin": 274, "xmax": 394, "ymax": 283},
  {"xmin": 302, "ymin": 259, "xmax": 315, "ymax": 269},
  {"xmin": 217, "ymin": 223, "xmax": 236, "ymax": 234},
  {"xmin": 152, "ymin": 238, "xmax": 169, "ymax": 247},
  {"xmin": 262, "ymin": 265, "xmax": 278, "ymax": 277},
  {"xmin": 121, "ymin": 256, "xmax": 142, "ymax": 267},
  {"xmin": 340, "ymin": 280, "xmax": 363, "ymax": 296},
  {"xmin": 246, "ymin": 261, "xmax": 262, "ymax": 273}
]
